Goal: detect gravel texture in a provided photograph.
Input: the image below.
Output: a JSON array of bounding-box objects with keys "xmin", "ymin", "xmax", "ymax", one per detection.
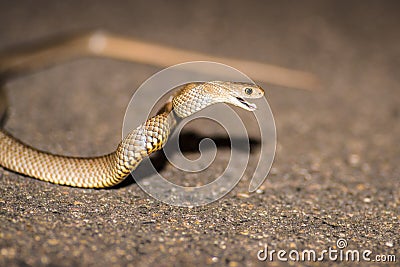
[{"xmin": 0, "ymin": 1, "xmax": 399, "ymax": 266}]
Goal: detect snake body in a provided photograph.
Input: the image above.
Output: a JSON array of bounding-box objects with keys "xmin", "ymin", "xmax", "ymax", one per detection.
[{"xmin": 0, "ymin": 81, "xmax": 264, "ymax": 188}]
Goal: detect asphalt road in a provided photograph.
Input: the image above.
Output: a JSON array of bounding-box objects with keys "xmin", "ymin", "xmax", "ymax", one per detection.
[{"xmin": 0, "ymin": 1, "xmax": 399, "ymax": 266}]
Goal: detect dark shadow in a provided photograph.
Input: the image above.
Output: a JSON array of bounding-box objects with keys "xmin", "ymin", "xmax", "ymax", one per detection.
[{"xmin": 112, "ymin": 130, "xmax": 260, "ymax": 189}]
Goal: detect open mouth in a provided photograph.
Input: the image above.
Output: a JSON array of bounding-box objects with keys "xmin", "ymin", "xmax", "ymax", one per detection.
[{"xmin": 236, "ymin": 97, "xmax": 257, "ymax": 111}]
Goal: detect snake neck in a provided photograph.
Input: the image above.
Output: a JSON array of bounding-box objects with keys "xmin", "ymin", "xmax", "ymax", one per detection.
[{"xmin": 172, "ymin": 83, "xmax": 216, "ymax": 118}]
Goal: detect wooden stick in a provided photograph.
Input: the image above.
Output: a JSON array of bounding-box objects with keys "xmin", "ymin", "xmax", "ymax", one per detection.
[{"xmin": 0, "ymin": 31, "xmax": 319, "ymax": 90}]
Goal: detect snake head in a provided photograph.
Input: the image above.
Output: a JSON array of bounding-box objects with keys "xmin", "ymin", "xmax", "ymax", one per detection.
[{"xmin": 208, "ymin": 81, "xmax": 265, "ymax": 111}]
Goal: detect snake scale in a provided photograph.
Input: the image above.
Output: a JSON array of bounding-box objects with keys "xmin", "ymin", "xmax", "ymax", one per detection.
[{"xmin": 0, "ymin": 81, "xmax": 264, "ymax": 188}]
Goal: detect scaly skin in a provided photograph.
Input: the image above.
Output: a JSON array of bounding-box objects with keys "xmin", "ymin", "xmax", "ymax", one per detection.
[{"xmin": 0, "ymin": 81, "xmax": 264, "ymax": 188}]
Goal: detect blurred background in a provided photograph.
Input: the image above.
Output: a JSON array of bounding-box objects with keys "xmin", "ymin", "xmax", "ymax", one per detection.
[{"xmin": 0, "ymin": 1, "xmax": 399, "ymax": 266}]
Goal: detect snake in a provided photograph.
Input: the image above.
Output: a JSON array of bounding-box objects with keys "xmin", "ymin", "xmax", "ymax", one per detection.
[{"xmin": 0, "ymin": 81, "xmax": 264, "ymax": 188}]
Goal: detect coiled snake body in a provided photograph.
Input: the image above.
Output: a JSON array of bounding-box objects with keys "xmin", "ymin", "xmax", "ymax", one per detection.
[{"xmin": 0, "ymin": 81, "xmax": 264, "ymax": 188}]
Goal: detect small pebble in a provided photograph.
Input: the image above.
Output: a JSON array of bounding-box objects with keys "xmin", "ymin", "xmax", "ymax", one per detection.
[
  {"xmin": 237, "ymin": 193, "xmax": 250, "ymax": 198},
  {"xmin": 363, "ymin": 197, "xmax": 372, "ymax": 203},
  {"xmin": 385, "ymin": 241, "xmax": 394, "ymax": 248},
  {"xmin": 256, "ymin": 189, "xmax": 264, "ymax": 194},
  {"xmin": 349, "ymin": 154, "xmax": 360, "ymax": 166}
]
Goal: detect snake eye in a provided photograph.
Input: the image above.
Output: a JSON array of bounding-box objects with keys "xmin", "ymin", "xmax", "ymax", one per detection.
[{"xmin": 244, "ymin": 87, "xmax": 253, "ymax": 95}]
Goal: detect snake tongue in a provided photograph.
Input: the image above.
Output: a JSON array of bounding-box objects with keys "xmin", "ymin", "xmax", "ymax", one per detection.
[{"xmin": 236, "ymin": 97, "xmax": 257, "ymax": 111}]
